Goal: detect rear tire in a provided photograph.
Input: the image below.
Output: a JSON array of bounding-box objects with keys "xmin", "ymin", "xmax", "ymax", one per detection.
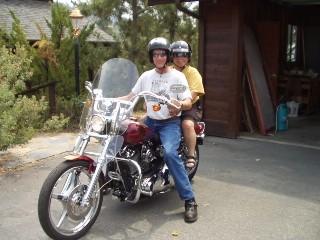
[{"xmin": 38, "ymin": 160, "xmax": 103, "ymax": 240}]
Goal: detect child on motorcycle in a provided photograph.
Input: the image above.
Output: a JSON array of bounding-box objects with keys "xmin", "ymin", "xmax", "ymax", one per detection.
[{"xmin": 171, "ymin": 40, "xmax": 205, "ymax": 169}]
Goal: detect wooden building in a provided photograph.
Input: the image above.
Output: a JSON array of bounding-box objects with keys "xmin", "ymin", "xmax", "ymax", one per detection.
[{"xmin": 149, "ymin": 0, "xmax": 320, "ymax": 138}]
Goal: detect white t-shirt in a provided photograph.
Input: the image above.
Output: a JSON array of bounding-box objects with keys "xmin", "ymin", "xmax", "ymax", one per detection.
[{"xmin": 132, "ymin": 68, "xmax": 191, "ymax": 120}]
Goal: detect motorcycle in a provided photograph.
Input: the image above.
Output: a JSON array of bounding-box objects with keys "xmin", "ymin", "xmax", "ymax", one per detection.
[{"xmin": 38, "ymin": 58, "xmax": 205, "ymax": 239}]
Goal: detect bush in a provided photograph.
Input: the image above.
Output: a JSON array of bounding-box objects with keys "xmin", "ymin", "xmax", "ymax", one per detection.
[
  {"xmin": 56, "ymin": 95, "xmax": 84, "ymax": 128},
  {"xmin": 43, "ymin": 113, "xmax": 70, "ymax": 132},
  {"xmin": 0, "ymin": 94, "xmax": 48, "ymax": 150},
  {"xmin": 0, "ymin": 46, "xmax": 48, "ymax": 150}
]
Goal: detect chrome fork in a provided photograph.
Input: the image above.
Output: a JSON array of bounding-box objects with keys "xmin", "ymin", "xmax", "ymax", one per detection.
[{"xmin": 81, "ymin": 137, "xmax": 112, "ymax": 206}]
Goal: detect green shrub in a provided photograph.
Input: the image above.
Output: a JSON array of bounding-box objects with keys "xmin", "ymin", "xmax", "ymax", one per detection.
[
  {"xmin": 0, "ymin": 46, "xmax": 48, "ymax": 150},
  {"xmin": 14, "ymin": 95, "xmax": 48, "ymax": 129},
  {"xmin": 0, "ymin": 95, "xmax": 48, "ymax": 150},
  {"xmin": 56, "ymin": 95, "xmax": 84, "ymax": 128},
  {"xmin": 0, "ymin": 46, "xmax": 32, "ymax": 92},
  {"xmin": 43, "ymin": 113, "xmax": 70, "ymax": 132}
]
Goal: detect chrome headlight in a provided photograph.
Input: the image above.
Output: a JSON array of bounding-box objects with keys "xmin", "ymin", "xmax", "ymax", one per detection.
[{"xmin": 91, "ymin": 115, "xmax": 105, "ymax": 133}]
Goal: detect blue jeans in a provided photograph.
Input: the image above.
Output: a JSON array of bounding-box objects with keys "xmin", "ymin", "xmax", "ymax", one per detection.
[{"xmin": 145, "ymin": 117, "xmax": 195, "ymax": 201}]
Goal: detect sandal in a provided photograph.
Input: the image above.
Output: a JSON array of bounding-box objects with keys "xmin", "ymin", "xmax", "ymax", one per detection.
[{"xmin": 186, "ymin": 156, "xmax": 196, "ymax": 168}]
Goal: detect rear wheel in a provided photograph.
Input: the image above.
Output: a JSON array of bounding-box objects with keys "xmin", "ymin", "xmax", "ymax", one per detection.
[{"xmin": 38, "ymin": 160, "xmax": 103, "ymax": 240}]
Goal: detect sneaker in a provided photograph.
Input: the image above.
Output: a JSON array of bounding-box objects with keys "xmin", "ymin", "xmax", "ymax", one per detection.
[{"xmin": 184, "ymin": 199, "xmax": 198, "ymax": 223}]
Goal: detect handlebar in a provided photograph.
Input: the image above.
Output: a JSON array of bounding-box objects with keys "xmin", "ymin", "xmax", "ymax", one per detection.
[
  {"xmin": 134, "ymin": 91, "xmax": 180, "ymax": 110},
  {"xmin": 89, "ymin": 90, "xmax": 181, "ymax": 117}
]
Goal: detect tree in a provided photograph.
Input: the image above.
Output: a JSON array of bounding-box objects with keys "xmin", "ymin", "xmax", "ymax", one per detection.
[{"xmin": 79, "ymin": 0, "xmax": 198, "ymax": 72}]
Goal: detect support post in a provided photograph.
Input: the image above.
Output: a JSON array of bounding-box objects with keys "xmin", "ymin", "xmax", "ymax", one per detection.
[{"xmin": 75, "ymin": 37, "xmax": 80, "ymax": 96}]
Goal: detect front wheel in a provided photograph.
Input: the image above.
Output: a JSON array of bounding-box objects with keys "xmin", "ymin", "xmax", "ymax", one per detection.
[{"xmin": 38, "ymin": 160, "xmax": 103, "ymax": 240}]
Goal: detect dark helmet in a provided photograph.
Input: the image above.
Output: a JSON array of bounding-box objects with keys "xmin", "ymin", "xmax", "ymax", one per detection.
[
  {"xmin": 170, "ymin": 40, "xmax": 192, "ymax": 61},
  {"xmin": 147, "ymin": 37, "xmax": 171, "ymax": 64}
]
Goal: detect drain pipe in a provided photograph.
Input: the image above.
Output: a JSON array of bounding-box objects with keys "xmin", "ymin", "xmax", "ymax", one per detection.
[{"xmin": 175, "ymin": 0, "xmax": 200, "ymax": 19}]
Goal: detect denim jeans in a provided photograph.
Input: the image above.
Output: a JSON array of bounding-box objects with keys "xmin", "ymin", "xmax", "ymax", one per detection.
[{"xmin": 145, "ymin": 117, "xmax": 195, "ymax": 201}]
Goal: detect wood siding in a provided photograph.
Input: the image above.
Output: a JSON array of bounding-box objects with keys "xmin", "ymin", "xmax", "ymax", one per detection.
[{"xmin": 200, "ymin": 0, "xmax": 242, "ymax": 138}]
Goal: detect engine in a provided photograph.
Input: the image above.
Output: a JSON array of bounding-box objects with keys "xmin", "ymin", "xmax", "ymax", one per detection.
[
  {"xmin": 109, "ymin": 140, "xmax": 166, "ymax": 200},
  {"xmin": 140, "ymin": 141, "xmax": 164, "ymax": 173},
  {"xmin": 118, "ymin": 140, "xmax": 164, "ymax": 174}
]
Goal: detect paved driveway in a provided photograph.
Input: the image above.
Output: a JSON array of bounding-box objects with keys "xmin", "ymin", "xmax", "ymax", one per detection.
[{"xmin": 0, "ymin": 137, "xmax": 319, "ymax": 240}]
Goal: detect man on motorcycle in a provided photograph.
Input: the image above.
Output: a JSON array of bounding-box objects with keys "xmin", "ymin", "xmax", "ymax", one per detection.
[
  {"xmin": 120, "ymin": 37, "xmax": 198, "ymax": 223},
  {"xmin": 171, "ymin": 40, "xmax": 205, "ymax": 169}
]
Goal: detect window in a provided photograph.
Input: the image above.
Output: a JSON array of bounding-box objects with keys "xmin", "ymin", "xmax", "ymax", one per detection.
[{"xmin": 286, "ymin": 24, "xmax": 298, "ymax": 63}]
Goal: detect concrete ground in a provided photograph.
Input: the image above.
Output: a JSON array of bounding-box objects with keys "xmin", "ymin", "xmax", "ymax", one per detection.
[
  {"xmin": 0, "ymin": 132, "xmax": 77, "ymax": 172},
  {"xmin": 0, "ymin": 131, "xmax": 320, "ymax": 240},
  {"xmin": 240, "ymin": 113, "xmax": 320, "ymax": 149}
]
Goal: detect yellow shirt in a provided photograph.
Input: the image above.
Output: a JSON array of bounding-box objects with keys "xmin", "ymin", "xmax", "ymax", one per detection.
[{"xmin": 179, "ymin": 65, "xmax": 205, "ymax": 104}]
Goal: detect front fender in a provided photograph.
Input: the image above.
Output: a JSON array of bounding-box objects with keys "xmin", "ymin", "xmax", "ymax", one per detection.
[
  {"xmin": 63, "ymin": 155, "xmax": 108, "ymax": 188},
  {"xmin": 64, "ymin": 155, "xmax": 95, "ymax": 173}
]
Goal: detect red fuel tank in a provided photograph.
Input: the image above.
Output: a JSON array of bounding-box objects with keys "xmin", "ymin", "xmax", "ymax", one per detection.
[{"xmin": 122, "ymin": 121, "xmax": 152, "ymax": 144}]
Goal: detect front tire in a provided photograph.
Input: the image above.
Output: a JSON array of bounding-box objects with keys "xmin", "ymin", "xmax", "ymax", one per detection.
[{"xmin": 38, "ymin": 160, "xmax": 103, "ymax": 240}]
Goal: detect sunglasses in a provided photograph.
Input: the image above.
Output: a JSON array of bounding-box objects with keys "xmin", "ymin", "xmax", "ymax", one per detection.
[
  {"xmin": 153, "ymin": 52, "xmax": 167, "ymax": 58},
  {"xmin": 173, "ymin": 52, "xmax": 189, "ymax": 58}
]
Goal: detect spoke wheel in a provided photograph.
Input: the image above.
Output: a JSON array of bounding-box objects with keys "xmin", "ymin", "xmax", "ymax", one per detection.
[{"xmin": 38, "ymin": 160, "xmax": 103, "ymax": 240}]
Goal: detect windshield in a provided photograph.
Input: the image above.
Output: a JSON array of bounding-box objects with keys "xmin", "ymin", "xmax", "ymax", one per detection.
[
  {"xmin": 80, "ymin": 58, "xmax": 139, "ymax": 132},
  {"xmin": 92, "ymin": 58, "xmax": 138, "ymax": 98}
]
